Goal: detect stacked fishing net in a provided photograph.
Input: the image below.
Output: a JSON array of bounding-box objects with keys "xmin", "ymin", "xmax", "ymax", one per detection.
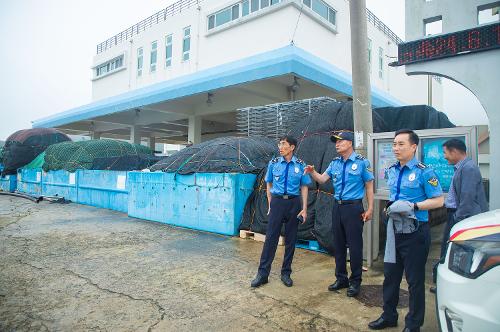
[
  {"xmin": 150, "ymin": 136, "xmax": 277, "ymax": 174},
  {"xmin": 43, "ymin": 139, "xmax": 153, "ymax": 172},
  {"xmin": 240, "ymin": 100, "xmax": 455, "ymax": 254},
  {"xmin": 1, "ymin": 128, "xmax": 71, "ymax": 176}
]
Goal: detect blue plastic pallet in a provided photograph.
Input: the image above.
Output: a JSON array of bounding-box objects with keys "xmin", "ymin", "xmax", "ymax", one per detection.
[
  {"xmin": 16, "ymin": 168, "xmax": 43, "ymax": 196},
  {"xmin": 77, "ymin": 170, "xmax": 128, "ymax": 213},
  {"xmin": 42, "ymin": 170, "xmax": 78, "ymax": 202},
  {"xmin": 128, "ymin": 172, "xmax": 257, "ymax": 236},
  {"xmin": 0, "ymin": 174, "xmax": 17, "ymax": 192},
  {"xmin": 296, "ymin": 239, "xmax": 328, "ymax": 254}
]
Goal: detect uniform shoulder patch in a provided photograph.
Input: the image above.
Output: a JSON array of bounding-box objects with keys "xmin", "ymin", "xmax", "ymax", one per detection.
[
  {"xmin": 334, "ymin": 156, "xmax": 341, "ymax": 161},
  {"xmin": 417, "ymin": 162, "xmax": 427, "ymax": 169},
  {"xmin": 427, "ymin": 177, "xmax": 439, "ymax": 187},
  {"xmin": 296, "ymin": 158, "xmax": 306, "ymax": 166},
  {"xmin": 271, "ymin": 157, "xmax": 279, "ymax": 163},
  {"xmin": 355, "ymin": 154, "xmax": 366, "ymax": 160}
]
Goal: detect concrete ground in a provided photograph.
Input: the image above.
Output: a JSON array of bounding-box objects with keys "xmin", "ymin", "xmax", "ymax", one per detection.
[{"xmin": 0, "ymin": 195, "xmax": 441, "ymax": 331}]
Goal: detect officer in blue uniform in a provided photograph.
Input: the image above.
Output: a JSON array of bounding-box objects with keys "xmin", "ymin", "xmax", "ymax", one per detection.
[
  {"xmin": 368, "ymin": 129, "xmax": 444, "ymax": 332},
  {"xmin": 305, "ymin": 130, "xmax": 374, "ymax": 297},
  {"xmin": 251, "ymin": 135, "xmax": 311, "ymax": 288}
]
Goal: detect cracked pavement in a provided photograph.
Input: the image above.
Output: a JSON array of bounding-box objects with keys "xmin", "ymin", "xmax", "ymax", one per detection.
[{"xmin": 0, "ymin": 196, "xmax": 439, "ymax": 331}]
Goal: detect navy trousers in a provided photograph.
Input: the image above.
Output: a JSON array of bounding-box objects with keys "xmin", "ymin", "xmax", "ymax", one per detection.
[
  {"xmin": 382, "ymin": 222, "xmax": 430, "ymax": 329},
  {"xmin": 258, "ymin": 196, "xmax": 301, "ymax": 277},
  {"xmin": 332, "ymin": 200, "xmax": 365, "ymax": 285},
  {"xmin": 440, "ymin": 209, "xmax": 457, "ymax": 259}
]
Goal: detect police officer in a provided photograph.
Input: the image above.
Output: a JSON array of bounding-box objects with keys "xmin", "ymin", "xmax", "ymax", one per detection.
[
  {"xmin": 368, "ymin": 129, "xmax": 444, "ymax": 332},
  {"xmin": 251, "ymin": 135, "xmax": 311, "ymax": 288},
  {"xmin": 304, "ymin": 130, "xmax": 374, "ymax": 297}
]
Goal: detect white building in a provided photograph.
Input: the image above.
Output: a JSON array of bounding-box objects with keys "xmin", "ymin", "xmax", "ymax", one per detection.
[
  {"xmin": 400, "ymin": 0, "xmax": 499, "ymax": 207},
  {"xmin": 33, "ymin": 0, "xmax": 443, "ymax": 146}
]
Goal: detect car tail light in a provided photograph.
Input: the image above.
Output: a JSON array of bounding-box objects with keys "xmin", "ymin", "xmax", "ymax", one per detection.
[{"xmin": 448, "ymin": 240, "xmax": 500, "ymax": 279}]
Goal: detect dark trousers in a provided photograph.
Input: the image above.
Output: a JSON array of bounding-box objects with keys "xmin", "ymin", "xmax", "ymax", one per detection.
[
  {"xmin": 382, "ymin": 222, "xmax": 430, "ymax": 329},
  {"xmin": 440, "ymin": 209, "xmax": 457, "ymax": 258},
  {"xmin": 332, "ymin": 200, "xmax": 364, "ymax": 285},
  {"xmin": 258, "ymin": 196, "xmax": 301, "ymax": 277}
]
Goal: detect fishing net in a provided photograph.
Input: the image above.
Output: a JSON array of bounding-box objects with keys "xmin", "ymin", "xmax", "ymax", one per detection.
[
  {"xmin": 43, "ymin": 139, "xmax": 153, "ymax": 172},
  {"xmin": 1, "ymin": 128, "xmax": 71, "ymax": 175},
  {"xmin": 150, "ymin": 136, "xmax": 277, "ymax": 174},
  {"xmin": 239, "ymin": 100, "xmax": 455, "ymax": 254}
]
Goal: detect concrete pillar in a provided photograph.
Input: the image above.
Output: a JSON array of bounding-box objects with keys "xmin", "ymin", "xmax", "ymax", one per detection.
[
  {"xmin": 91, "ymin": 131, "xmax": 101, "ymax": 140},
  {"xmin": 484, "ymin": 102, "xmax": 498, "ymax": 209},
  {"xmin": 130, "ymin": 125, "xmax": 141, "ymax": 145},
  {"xmin": 188, "ymin": 115, "xmax": 202, "ymax": 144},
  {"xmin": 149, "ymin": 136, "xmax": 156, "ymax": 151}
]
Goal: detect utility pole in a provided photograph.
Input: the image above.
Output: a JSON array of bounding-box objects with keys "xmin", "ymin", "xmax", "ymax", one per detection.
[
  {"xmin": 349, "ymin": 0, "xmax": 374, "ymax": 266},
  {"xmin": 349, "ymin": 0, "xmax": 373, "ymax": 157}
]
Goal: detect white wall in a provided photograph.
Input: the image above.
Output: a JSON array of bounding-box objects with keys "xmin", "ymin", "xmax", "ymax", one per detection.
[{"xmin": 91, "ymin": 0, "xmax": 442, "ymax": 109}]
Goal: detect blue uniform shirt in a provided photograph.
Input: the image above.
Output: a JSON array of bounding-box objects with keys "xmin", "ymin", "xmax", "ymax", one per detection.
[
  {"xmin": 265, "ymin": 156, "xmax": 312, "ymax": 196},
  {"xmin": 325, "ymin": 152, "xmax": 374, "ymax": 200},
  {"xmin": 385, "ymin": 156, "xmax": 443, "ymax": 222}
]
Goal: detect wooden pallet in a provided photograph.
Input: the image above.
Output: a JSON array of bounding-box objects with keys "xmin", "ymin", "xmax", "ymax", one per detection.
[{"xmin": 239, "ymin": 230, "xmax": 284, "ymax": 246}]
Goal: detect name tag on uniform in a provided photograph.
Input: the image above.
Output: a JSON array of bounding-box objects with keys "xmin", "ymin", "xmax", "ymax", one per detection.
[
  {"xmin": 409, "ymin": 173, "xmax": 416, "ymax": 181},
  {"xmin": 295, "ymin": 167, "xmax": 299, "ymax": 174},
  {"xmin": 351, "ymin": 164, "xmax": 358, "ymax": 171}
]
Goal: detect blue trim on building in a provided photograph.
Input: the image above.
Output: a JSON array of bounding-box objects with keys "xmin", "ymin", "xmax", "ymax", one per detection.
[{"xmin": 33, "ymin": 45, "xmax": 404, "ymax": 128}]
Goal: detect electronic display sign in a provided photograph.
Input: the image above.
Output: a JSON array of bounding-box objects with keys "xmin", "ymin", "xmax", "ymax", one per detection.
[{"xmin": 392, "ymin": 22, "xmax": 500, "ymax": 66}]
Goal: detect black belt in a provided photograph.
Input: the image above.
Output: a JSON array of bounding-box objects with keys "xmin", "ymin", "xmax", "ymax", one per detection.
[
  {"xmin": 272, "ymin": 194, "xmax": 298, "ymax": 200},
  {"xmin": 335, "ymin": 199, "xmax": 362, "ymax": 205}
]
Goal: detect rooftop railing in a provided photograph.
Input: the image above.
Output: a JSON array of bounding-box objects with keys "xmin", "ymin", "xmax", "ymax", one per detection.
[
  {"xmin": 96, "ymin": 1, "xmax": 403, "ymax": 54},
  {"xmin": 366, "ymin": 8, "xmax": 404, "ymax": 45},
  {"xmin": 96, "ymin": 0, "xmax": 202, "ymax": 54}
]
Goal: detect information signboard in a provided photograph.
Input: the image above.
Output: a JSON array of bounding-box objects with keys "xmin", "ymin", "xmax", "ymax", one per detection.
[{"xmin": 369, "ymin": 127, "xmax": 477, "ymax": 199}]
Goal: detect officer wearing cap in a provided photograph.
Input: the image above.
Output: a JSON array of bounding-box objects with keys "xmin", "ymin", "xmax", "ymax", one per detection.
[
  {"xmin": 368, "ymin": 129, "xmax": 444, "ymax": 332},
  {"xmin": 304, "ymin": 130, "xmax": 374, "ymax": 297},
  {"xmin": 251, "ymin": 135, "xmax": 311, "ymax": 288}
]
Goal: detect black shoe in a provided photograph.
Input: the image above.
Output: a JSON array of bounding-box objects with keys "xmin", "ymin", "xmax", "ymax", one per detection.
[
  {"xmin": 402, "ymin": 328, "xmax": 420, "ymax": 332},
  {"xmin": 429, "ymin": 286, "xmax": 436, "ymax": 294},
  {"xmin": 328, "ymin": 279, "xmax": 349, "ymax": 291},
  {"xmin": 251, "ymin": 274, "xmax": 268, "ymax": 288},
  {"xmin": 280, "ymin": 274, "xmax": 293, "ymax": 287},
  {"xmin": 346, "ymin": 283, "xmax": 360, "ymax": 297},
  {"xmin": 368, "ymin": 316, "xmax": 398, "ymax": 330}
]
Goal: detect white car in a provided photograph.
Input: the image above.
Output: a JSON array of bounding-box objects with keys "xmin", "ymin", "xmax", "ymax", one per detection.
[{"xmin": 435, "ymin": 209, "xmax": 500, "ymax": 331}]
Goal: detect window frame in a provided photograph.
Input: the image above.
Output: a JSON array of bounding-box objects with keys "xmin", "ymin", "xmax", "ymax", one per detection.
[
  {"xmin": 165, "ymin": 34, "xmax": 173, "ymax": 68},
  {"xmin": 182, "ymin": 26, "xmax": 191, "ymax": 62},
  {"xmin": 150, "ymin": 40, "xmax": 158, "ymax": 73},
  {"xmin": 137, "ymin": 47, "xmax": 143, "ymax": 77}
]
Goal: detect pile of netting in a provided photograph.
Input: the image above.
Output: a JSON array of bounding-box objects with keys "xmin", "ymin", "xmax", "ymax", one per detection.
[
  {"xmin": 43, "ymin": 139, "xmax": 153, "ymax": 172},
  {"xmin": 150, "ymin": 136, "xmax": 277, "ymax": 174},
  {"xmin": 1, "ymin": 128, "xmax": 71, "ymax": 176},
  {"xmin": 239, "ymin": 101, "xmax": 454, "ymax": 255}
]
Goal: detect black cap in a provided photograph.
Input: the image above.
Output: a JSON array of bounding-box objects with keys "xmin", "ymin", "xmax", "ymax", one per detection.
[{"xmin": 330, "ymin": 131, "xmax": 354, "ymax": 143}]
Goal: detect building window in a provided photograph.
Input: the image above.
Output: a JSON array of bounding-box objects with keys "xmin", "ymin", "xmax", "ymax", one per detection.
[
  {"xmin": 150, "ymin": 41, "xmax": 158, "ymax": 72},
  {"xmin": 96, "ymin": 55, "xmax": 124, "ymax": 77},
  {"xmin": 165, "ymin": 34, "xmax": 172, "ymax": 67},
  {"xmin": 208, "ymin": 0, "xmax": 282, "ymax": 30},
  {"xmin": 137, "ymin": 47, "xmax": 143, "ymax": 77},
  {"xmin": 182, "ymin": 26, "xmax": 191, "ymax": 61},
  {"xmin": 378, "ymin": 47, "xmax": 384, "ymax": 79},
  {"xmin": 367, "ymin": 38, "xmax": 372, "ymax": 73},
  {"xmin": 478, "ymin": 2, "xmax": 500, "ymax": 25},
  {"xmin": 242, "ymin": 0, "xmax": 250, "ymax": 16},
  {"xmin": 424, "ymin": 16, "xmax": 442, "ymax": 36},
  {"xmin": 303, "ymin": 0, "xmax": 336, "ymax": 27}
]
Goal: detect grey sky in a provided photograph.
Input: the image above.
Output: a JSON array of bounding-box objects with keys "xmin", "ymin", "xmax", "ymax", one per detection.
[{"xmin": 0, "ymin": 0, "xmax": 489, "ymax": 141}]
